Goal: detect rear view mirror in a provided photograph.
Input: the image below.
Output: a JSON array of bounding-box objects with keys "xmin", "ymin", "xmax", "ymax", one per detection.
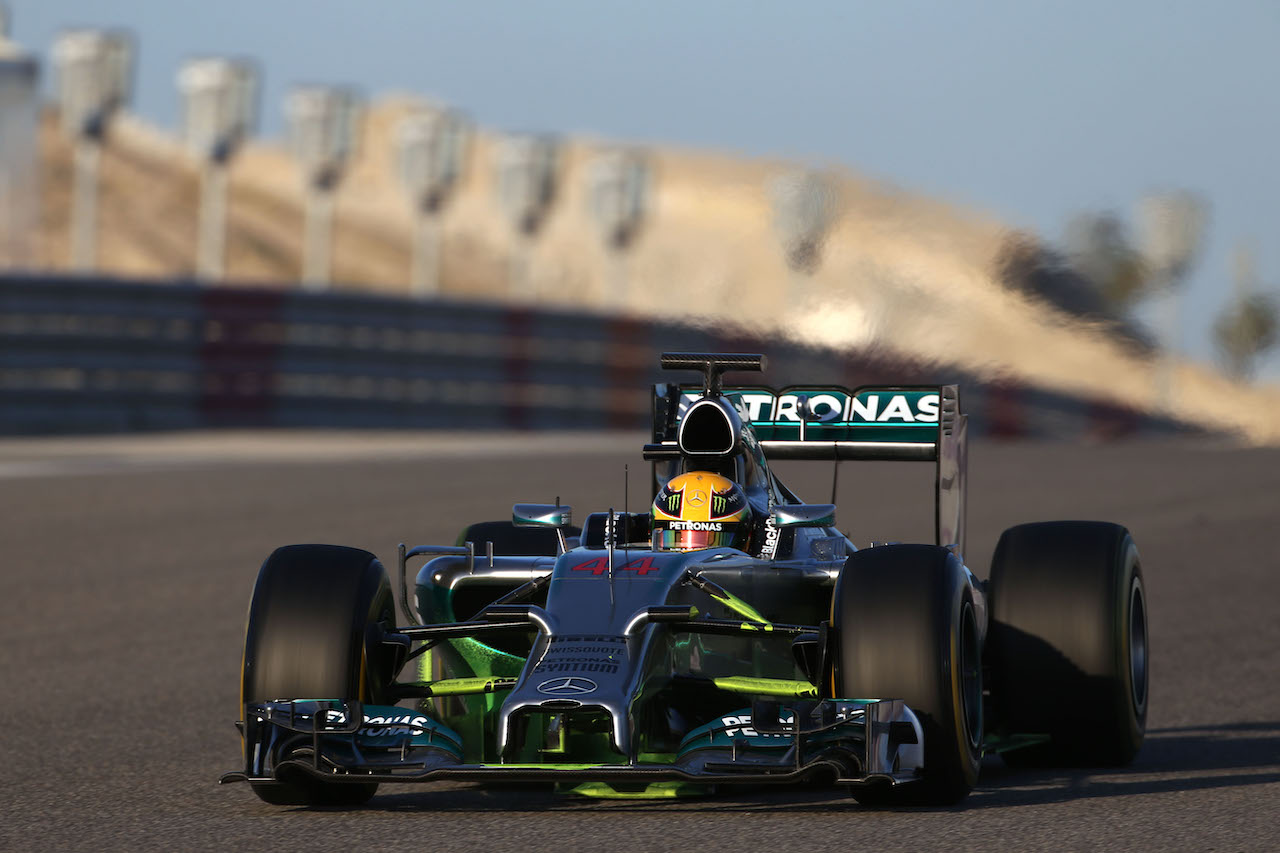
[
  {"xmin": 772, "ymin": 504, "xmax": 836, "ymax": 529},
  {"xmin": 513, "ymin": 503, "xmax": 573, "ymax": 529}
]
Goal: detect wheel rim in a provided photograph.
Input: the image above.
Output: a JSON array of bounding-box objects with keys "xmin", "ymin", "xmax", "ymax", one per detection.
[
  {"xmin": 1128, "ymin": 577, "xmax": 1148, "ymax": 714},
  {"xmin": 959, "ymin": 601, "xmax": 982, "ymax": 750}
]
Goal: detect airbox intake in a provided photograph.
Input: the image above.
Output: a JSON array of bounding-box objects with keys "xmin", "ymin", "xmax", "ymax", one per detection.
[{"xmin": 678, "ymin": 398, "xmax": 743, "ymax": 456}]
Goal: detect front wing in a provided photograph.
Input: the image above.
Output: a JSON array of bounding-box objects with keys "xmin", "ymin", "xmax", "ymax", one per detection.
[{"xmin": 221, "ymin": 697, "xmax": 924, "ymax": 790}]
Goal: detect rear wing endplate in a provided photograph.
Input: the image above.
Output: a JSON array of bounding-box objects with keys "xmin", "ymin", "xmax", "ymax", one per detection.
[{"xmin": 651, "ymin": 383, "xmax": 968, "ymax": 555}]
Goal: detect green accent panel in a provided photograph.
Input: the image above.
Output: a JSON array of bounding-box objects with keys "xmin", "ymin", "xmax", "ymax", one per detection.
[
  {"xmin": 567, "ymin": 782, "xmax": 711, "ymax": 799},
  {"xmin": 454, "ymin": 639, "xmax": 525, "ymax": 678},
  {"xmin": 415, "ymin": 569, "xmax": 532, "ymax": 763},
  {"xmin": 710, "ymin": 590, "xmax": 770, "ymax": 625},
  {"xmin": 418, "ymin": 636, "xmax": 527, "ymax": 762},
  {"xmin": 419, "ymin": 583, "xmax": 526, "ymax": 674},
  {"xmin": 542, "ymin": 720, "xmax": 567, "ymax": 754},
  {"xmin": 418, "ymin": 639, "xmax": 525, "ymax": 689},
  {"xmin": 478, "ymin": 763, "xmax": 624, "ymax": 770},
  {"xmin": 402, "ymin": 676, "xmax": 517, "ymax": 696},
  {"xmin": 713, "ymin": 676, "xmax": 818, "ymax": 699}
]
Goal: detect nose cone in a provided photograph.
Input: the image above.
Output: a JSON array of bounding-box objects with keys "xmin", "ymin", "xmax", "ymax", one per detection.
[
  {"xmin": 496, "ymin": 548, "xmax": 705, "ymax": 760},
  {"xmin": 498, "ymin": 633, "xmax": 634, "ymax": 759}
]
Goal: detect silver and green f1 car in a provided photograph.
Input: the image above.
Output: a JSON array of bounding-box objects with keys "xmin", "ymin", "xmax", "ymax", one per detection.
[{"xmin": 222, "ymin": 352, "xmax": 1149, "ymax": 806}]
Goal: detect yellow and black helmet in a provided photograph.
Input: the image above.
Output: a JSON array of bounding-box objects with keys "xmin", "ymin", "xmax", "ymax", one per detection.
[{"xmin": 651, "ymin": 471, "xmax": 751, "ymax": 552}]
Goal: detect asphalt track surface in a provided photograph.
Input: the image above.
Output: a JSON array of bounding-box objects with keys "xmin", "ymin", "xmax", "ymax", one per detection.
[{"xmin": 2, "ymin": 432, "xmax": 1278, "ymax": 852}]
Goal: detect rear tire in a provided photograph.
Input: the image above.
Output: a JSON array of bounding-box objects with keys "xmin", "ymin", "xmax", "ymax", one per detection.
[
  {"xmin": 241, "ymin": 544, "xmax": 395, "ymax": 806},
  {"xmin": 988, "ymin": 521, "xmax": 1147, "ymax": 767},
  {"xmin": 832, "ymin": 545, "xmax": 983, "ymax": 806}
]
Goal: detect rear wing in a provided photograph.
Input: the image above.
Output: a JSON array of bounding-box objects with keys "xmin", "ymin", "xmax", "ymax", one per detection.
[{"xmin": 651, "ymin": 383, "xmax": 968, "ymax": 553}]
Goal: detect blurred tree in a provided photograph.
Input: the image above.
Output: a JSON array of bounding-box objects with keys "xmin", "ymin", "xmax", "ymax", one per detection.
[
  {"xmin": 1213, "ymin": 294, "xmax": 1278, "ymax": 380},
  {"xmin": 1213, "ymin": 244, "xmax": 1278, "ymax": 380},
  {"xmin": 1137, "ymin": 191, "xmax": 1209, "ymax": 289},
  {"xmin": 1135, "ymin": 191, "xmax": 1209, "ymax": 404},
  {"xmin": 1063, "ymin": 192, "xmax": 1209, "ymax": 316},
  {"xmin": 1063, "ymin": 211, "xmax": 1149, "ymax": 311}
]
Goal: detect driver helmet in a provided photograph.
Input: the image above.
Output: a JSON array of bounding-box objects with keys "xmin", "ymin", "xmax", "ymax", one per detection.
[{"xmin": 651, "ymin": 471, "xmax": 751, "ymax": 552}]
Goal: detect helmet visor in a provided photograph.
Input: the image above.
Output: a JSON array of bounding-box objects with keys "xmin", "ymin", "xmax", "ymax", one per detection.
[{"xmin": 655, "ymin": 527, "xmax": 732, "ymax": 551}]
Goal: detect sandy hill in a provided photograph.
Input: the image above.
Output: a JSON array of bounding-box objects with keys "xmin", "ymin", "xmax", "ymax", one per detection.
[{"xmin": 27, "ymin": 100, "xmax": 1280, "ymax": 443}]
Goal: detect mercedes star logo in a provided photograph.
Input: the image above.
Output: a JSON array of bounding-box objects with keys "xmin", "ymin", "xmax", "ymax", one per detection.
[
  {"xmin": 537, "ymin": 677, "xmax": 598, "ymax": 695},
  {"xmin": 688, "ymin": 489, "xmax": 707, "ymax": 508}
]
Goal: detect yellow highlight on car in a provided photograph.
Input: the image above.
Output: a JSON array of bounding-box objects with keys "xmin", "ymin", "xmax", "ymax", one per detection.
[{"xmin": 713, "ymin": 676, "xmax": 818, "ymax": 699}]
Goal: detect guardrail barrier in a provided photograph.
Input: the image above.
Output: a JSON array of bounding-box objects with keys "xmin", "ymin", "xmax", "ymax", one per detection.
[{"xmin": 0, "ymin": 274, "xmax": 1190, "ymax": 438}]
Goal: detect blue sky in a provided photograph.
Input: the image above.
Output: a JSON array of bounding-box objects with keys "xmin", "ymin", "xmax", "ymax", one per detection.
[{"xmin": 12, "ymin": 0, "xmax": 1280, "ymax": 376}]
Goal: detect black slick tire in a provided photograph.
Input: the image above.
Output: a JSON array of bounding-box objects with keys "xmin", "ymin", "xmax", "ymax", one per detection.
[
  {"xmin": 988, "ymin": 521, "xmax": 1148, "ymax": 767},
  {"xmin": 241, "ymin": 544, "xmax": 395, "ymax": 807},
  {"xmin": 832, "ymin": 545, "xmax": 983, "ymax": 806}
]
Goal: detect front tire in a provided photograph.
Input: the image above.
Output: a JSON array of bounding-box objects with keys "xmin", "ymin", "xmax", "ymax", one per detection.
[
  {"xmin": 987, "ymin": 521, "xmax": 1148, "ymax": 767},
  {"xmin": 241, "ymin": 544, "xmax": 395, "ymax": 806},
  {"xmin": 832, "ymin": 545, "xmax": 983, "ymax": 806}
]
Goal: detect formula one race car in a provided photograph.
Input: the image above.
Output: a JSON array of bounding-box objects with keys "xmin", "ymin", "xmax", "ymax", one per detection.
[{"xmin": 221, "ymin": 353, "xmax": 1148, "ymax": 807}]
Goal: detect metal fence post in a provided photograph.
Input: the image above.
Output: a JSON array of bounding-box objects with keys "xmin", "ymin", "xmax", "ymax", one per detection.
[
  {"xmin": 770, "ymin": 169, "xmax": 839, "ymax": 302},
  {"xmin": 53, "ymin": 29, "xmax": 132, "ymax": 272},
  {"xmin": 178, "ymin": 57, "xmax": 258, "ymax": 281},
  {"xmin": 286, "ymin": 86, "xmax": 362, "ymax": 290},
  {"xmin": 586, "ymin": 148, "xmax": 651, "ymax": 311},
  {"xmin": 1137, "ymin": 190, "xmax": 1207, "ymax": 410},
  {"xmin": 395, "ymin": 106, "xmax": 470, "ymax": 297},
  {"xmin": 0, "ymin": 15, "xmax": 40, "ymax": 268},
  {"xmin": 495, "ymin": 133, "xmax": 559, "ymax": 300}
]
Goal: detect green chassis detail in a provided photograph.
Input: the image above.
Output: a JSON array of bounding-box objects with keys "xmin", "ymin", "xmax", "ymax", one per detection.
[
  {"xmin": 566, "ymin": 782, "xmax": 711, "ymax": 799},
  {"xmin": 712, "ymin": 676, "xmax": 819, "ymax": 699},
  {"xmin": 708, "ymin": 588, "xmax": 771, "ymax": 625},
  {"xmin": 419, "ymin": 637, "xmax": 526, "ymax": 762},
  {"xmin": 477, "ymin": 763, "xmax": 619, "ymax": 770},
  {"xmin": 403, "ymin": 676, "xmax": 518, "ymax": 696}
]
